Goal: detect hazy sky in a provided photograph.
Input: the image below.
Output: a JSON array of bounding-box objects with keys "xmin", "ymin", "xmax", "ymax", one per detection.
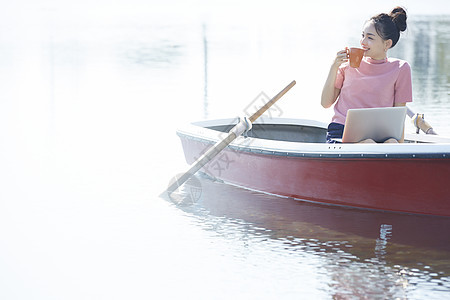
[{"xmin": 3, "ymin": 0, "xmax": 450, "ymax": 17}]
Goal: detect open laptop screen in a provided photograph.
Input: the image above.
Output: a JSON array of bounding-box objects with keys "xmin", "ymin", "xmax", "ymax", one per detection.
[{"xmin": 342, "ymin": 107, "xmax": 407, "ymax": 143}]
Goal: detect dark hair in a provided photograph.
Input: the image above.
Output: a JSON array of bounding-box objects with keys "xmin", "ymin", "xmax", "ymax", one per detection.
[{"xmin": 370, "ymin": 7, "xmax": 407, "ymax": 48}]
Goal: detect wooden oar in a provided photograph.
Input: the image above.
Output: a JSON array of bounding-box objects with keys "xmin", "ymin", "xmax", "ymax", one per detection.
[
  {"xmin": 164, "ymin": 80, "xmax": 296, "ymax": 196},
  {"xmin": 406, "ymin": 107, "xmax": 437, "ymax": 135}
]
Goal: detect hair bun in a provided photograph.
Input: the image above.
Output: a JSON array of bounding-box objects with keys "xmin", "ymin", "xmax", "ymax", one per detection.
[{"xmin": 390, "ymin": 6, "xmax": 407, "ymax": 32}]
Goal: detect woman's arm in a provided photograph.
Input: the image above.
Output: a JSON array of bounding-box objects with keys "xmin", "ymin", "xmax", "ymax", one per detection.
[
  {"xmin": 321, "ymin": 67, "xmax": 341, "ymax": 108},
  {"xmin": 321, "ymin": 50, "xmax": 347, "ymax": 108}
]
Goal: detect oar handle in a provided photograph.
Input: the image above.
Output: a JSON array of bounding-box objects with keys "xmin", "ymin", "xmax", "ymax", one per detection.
[{"xmin": 249, "ymin": 80, "xmax": 296, "ymax": 123}]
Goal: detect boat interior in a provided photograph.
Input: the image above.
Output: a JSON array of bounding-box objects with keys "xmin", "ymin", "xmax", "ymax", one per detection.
[{"xmin": 208, "ymin": 123, "xmax": 327, "ymax": 143}]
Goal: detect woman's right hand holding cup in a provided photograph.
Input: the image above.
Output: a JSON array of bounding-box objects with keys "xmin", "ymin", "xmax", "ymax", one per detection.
[{"xmin": 332, "ymin": 49, "xmax": 348, "ymax": 69}]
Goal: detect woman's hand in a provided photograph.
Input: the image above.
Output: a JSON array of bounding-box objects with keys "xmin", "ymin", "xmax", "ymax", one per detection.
[{"xmin": 332, "ymin": 49, "xmax": 348, "ymax": 69}]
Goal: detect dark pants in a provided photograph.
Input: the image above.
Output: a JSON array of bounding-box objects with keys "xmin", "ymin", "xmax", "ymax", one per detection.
[{"xmin": 326, "ymin": 122, "xmax": 344, "ymax": 143}]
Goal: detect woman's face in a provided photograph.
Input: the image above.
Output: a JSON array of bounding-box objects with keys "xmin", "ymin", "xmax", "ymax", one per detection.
[{"xmin": 360, "ymin": 21, "xmax": 391, "ymax": 60}]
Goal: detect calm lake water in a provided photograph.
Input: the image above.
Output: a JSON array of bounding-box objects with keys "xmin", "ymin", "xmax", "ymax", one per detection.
[{"xmin": 0, "ymin": 1, "xmax": 449, "ymax": 299}]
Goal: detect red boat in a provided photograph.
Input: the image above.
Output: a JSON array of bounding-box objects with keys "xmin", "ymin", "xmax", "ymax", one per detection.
[{"xmin": 176, "ymin": 117, "xmax": 450, "ymax": 217}]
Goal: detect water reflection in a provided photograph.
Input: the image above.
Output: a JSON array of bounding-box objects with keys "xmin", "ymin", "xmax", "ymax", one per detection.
[
  {"xmin": 203, "ymin": 23, "xmax": 209, "ymax": 119},
  {"xmin": 122, "ymin": 40, "xmax": 184, "ymax": 68},
  {"xmin": 392, "ymin": 16, "xmax": 450, "ymax": 107},
  {"xmin": 170, "ymin": 174, "xmax": 450, "ymax": 298}
]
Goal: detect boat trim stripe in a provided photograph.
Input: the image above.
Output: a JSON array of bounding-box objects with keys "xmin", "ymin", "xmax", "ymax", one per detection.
[{"xmin": 177, "ymin": 132, "xmax": 450, "ymax": 159}]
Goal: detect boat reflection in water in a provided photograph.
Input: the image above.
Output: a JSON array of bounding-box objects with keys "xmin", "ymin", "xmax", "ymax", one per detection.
[{"xmin": 169, "ymin": 174, "xmax": 450, "ymax": 296}]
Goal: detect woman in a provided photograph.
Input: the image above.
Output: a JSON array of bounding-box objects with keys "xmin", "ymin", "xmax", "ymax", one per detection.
[{"xmin": 321, "ymin": 7, "xmax": 412, "ymax": 143}]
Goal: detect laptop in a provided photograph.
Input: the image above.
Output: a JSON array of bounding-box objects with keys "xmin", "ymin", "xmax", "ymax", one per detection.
[{"xmin": 342, "ymin": 107, "xmax": 407, "ymax": 143}]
